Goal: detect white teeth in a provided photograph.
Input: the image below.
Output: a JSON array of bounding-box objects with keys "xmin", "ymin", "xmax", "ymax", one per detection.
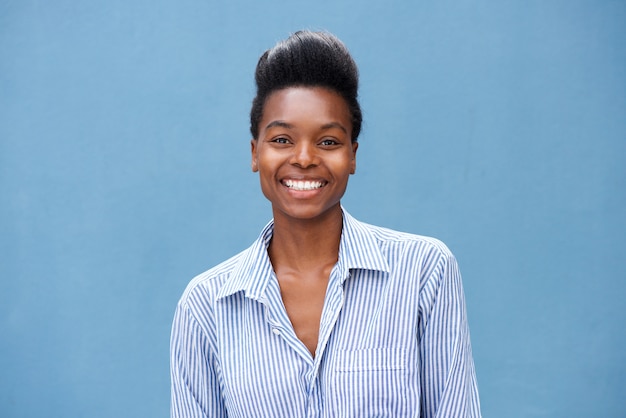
[{"xmin": 284, "ymin": 179, "xmax": 324, "ymax": 191}]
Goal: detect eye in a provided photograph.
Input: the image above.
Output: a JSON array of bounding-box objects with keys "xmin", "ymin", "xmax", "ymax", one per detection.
[
  {"xmin": 270, "ymin": 137, "xmax": 291, "ymax": 144},
  {"xmin": 320, "ymin": 138, "xmax": 339, "ymax": 146}
]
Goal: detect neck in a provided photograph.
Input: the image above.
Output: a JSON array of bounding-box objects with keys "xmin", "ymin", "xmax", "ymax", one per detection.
[{"xmin": 268, "ymin": 206, "xmax": 343, "ymax": 273}]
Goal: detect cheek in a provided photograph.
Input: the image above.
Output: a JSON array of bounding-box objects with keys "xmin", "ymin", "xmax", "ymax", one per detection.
[
  {"xmin": 330, "ymin": 156, "xmax": 355, "ymax": 175},
  {"xmin": 256, "ymin": 156, "xmax": 278, "ymax": 183},
  {"xmin": 256, "ymin": 150, "xmax": 285, "ymax": 173}
]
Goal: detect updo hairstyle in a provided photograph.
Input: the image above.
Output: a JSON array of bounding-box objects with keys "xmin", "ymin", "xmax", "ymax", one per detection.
[{"xmin": 250, "ymin": 30, "xmax": 362, "ymax": 142}]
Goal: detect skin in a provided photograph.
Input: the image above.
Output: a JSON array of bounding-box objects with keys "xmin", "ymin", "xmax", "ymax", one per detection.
[{"xmin": 251, "ymin": 86, "xmax": 358, "ymax": 357}]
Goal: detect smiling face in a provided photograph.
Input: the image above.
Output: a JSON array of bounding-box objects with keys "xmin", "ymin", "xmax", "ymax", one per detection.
[{"xmin": 251, "ymin": 86, "xmax": 358, "ymax": 224}]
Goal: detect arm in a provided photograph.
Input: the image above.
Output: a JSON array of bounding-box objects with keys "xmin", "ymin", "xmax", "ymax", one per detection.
[
  {"xmin": 170, "ymin": 302, "xmax": 227, "ymax": 418},
  {"xmin": 419, "ymin": 253, "xmax": 481, "ymax": 418}
]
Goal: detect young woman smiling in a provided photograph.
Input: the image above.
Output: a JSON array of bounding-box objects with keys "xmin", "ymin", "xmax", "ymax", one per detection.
[{"xmin": 171, "ymin": 31, "xmax": 481, "ymax": 418}]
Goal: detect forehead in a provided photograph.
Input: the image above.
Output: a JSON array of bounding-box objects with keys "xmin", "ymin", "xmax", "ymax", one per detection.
[{"xmin": 261, "ymin": 87, "xmax": 352, "ymax": 128}]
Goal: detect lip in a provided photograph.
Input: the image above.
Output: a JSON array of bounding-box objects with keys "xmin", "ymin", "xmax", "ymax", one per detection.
[
  {"xmin": 279, "ymin": 176, "xmax": 328, "ymax": 196},
  {"xmin": 280, "ymin": 177, "xmax": 328, "ymax": 192}
]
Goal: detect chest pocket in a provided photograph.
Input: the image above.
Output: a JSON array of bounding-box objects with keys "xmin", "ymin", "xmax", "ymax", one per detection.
[{"xmin": 330, "ymin": 348, "xmax": 408, "ymax": 417}]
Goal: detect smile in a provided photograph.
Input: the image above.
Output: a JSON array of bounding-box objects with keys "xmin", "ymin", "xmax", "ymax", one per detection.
[{"xmin": 282, "ymin": 179, "xmax": 326, "ymax": 191}]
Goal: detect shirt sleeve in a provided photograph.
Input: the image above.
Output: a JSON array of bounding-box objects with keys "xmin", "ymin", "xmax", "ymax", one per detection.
[
  {"xmin": 170, "ymin": 301, "xmax": 227, "ymax": 418},
  {"xmin": 419, "ymin": 252, "xmax": 481, "ymax": 418}
]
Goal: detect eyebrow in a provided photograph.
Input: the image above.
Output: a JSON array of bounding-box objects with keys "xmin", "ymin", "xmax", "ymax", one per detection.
[
  {"xmin": 265, "ymin": 120, "xmax": 348, "ymax": 134},
  {"xmin": 320, "ymin": 122, "xmax": 348, "ymax": 134},
  {"xmin": 265, "ymin": 120, "xmax": 294, "ymax": 130}
]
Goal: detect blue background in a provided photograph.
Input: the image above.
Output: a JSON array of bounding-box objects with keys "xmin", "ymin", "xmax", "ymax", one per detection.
[{"xmin": 1, "ymin": 1, "xmax": 624, "ymax": 417}]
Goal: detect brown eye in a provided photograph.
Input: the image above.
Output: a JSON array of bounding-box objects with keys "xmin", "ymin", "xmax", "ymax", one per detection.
[
  {"xmin": 271, "ymin": 137, "xmax": 290, "ymax": 144},
  {"xmin": 320, "ymin": 139, "xmax": 339, "ymax": 146}
]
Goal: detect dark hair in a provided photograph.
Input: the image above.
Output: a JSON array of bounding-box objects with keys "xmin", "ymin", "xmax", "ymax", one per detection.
[{"xmin": 250, "ymin": 30, "xmax": 362, "ymax": 142}]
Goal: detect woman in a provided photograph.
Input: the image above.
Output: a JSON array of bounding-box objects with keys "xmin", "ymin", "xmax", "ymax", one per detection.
[{"xmin": 171, "ymin": 30, "xmax": 481, "ymax": 417}]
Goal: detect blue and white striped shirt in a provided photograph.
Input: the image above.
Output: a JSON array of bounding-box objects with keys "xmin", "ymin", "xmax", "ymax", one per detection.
[{"xmin": 171, "ymin": 209, "xmax": 481, "ymax": 417}]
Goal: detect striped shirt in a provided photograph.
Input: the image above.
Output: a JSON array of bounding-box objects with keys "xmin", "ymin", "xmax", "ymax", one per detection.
[{"xmin": 170, "ymin": 209, "xmax": 481, "ymax": 417}]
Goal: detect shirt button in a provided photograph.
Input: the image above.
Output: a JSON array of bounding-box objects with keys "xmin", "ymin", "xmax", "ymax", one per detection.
[{"xmin": 272, "ymin": 328, "xmax": 281, "ymax": 336}]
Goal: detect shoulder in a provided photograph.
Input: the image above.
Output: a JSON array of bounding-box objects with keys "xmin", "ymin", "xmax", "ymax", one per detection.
[
  {"xmin": 357, "ymin": 219, "xmax": 454, "ymax": 261},
  {"xmin": 177, "ymin": 248, "xmax": 249, "ymax": 310},
  {"xmin": 355, "ymin": 221, "xmax": 464, "ymax": 305}
]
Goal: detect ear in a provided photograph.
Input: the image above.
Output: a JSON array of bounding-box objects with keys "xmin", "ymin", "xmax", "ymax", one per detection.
[
  {"xmin": 251, "ymin": 139, "xmax": 259, "ymax": 172},
  {"xmin": 350, "ymin": 141, "xmax": 358, "ymax": 174}
]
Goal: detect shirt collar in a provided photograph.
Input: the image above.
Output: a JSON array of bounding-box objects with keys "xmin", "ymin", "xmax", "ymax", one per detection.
[
  {"xmin": 216, "ymin": 220, "xmax": 275, "ymax": 301},
  {"xmin": 216, "ymin": 208, "xmax": 390, "ymax": 301},
  {"xmin": 337, "ymin": 208, "xmax": 390, "ymax": 275}
]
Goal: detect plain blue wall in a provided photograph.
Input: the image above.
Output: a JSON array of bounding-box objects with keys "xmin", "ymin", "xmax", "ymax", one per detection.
[{"xmin": 1, "ymin": 1, "xmax": 624, "ymax": 417}]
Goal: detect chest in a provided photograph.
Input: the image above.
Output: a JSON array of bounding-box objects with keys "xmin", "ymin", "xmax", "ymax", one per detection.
[
  {"xmin": 277, "ymin": 270, "xmax": 329, "ymax": 356},
  {"xmin": 214, "ymin": 270, "xmax": 420, "ymax": 417}
]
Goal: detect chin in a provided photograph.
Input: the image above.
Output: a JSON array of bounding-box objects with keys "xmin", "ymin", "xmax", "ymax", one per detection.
[{"xmin": 274, "ymin": 202, "xmax": 342, "ymax": 222}]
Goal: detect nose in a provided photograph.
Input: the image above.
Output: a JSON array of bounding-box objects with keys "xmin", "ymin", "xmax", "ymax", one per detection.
[{"xmin": 290, "ymin": 141, "xmax": 319, "ymax": 168}]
